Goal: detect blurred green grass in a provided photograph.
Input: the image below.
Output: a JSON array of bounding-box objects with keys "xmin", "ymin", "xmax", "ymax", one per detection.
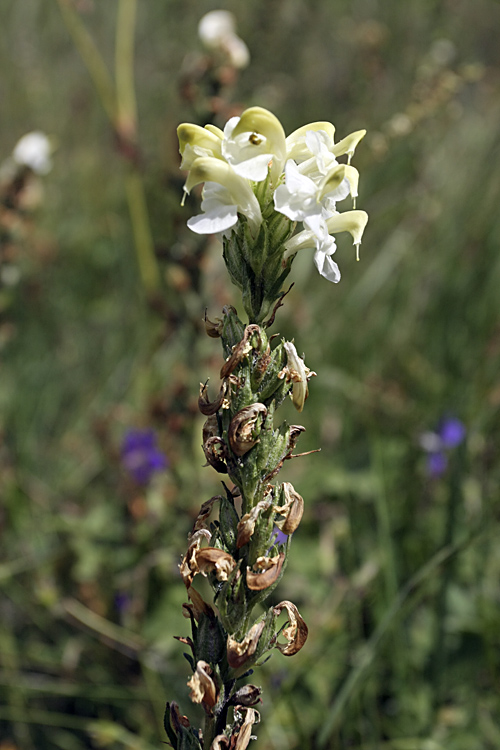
[{"xmin": 1, "ymin": 0, "xmax": 500, "ymax": 748}]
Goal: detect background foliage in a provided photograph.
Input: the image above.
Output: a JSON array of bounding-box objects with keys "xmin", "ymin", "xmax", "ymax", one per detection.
[{"xmin": 1, "ymin": 0, "xmax": 500, "ymax": 748}]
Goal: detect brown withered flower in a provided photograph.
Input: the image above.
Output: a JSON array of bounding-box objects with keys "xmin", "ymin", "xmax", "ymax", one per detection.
[
  {"xmin": 180, "ymin": 529, "xmax": 212, "ymax": 588},
  {"xmin": 246, "ymin": 552, "xmax": 285, "ymax": 590},
  {"xmin": 278, "ymin": 342, "xmax": 316, "ymax": 412},
  {"xmin": 228, "ymin": 403, "xmax": 267, "ymax": 457},
  {"xmin": 196, "ymin": 547, "xmax": 237, "ymax": 581},
  {"xmin": 204, "ymin": 310, "xmax": 223, "ymax": 338},
  {"xmin": 187, "ymin": 660, "xmax": 218, "ymax": 707},
  {"xmin": 220, "ymin": 324, "xmax": 261, "ymax": 379},
  {"xmin": 236, "ymin": 496, "xmax": 272, "ymax": 548},
  {"xmin": 273, "ymin": 482, "xmax": 304, "ymax": 535},
  {"xmin": 203, "ymin": 436, "xmax": 228, "ymax": 474},
  {"xmin": 231, "ymin": 706, "xmax": 261, "ymax": 750},
  {"xmin": 198, "ymin": 379, "xmax": 228, "ymax": 415},
  {"xmin": 227, "ymin": 620, "xmax": 266, "ymax": 669},
  {"xmin": 272, "ymin": 600, "xmax": 308, "ymax": 656}
]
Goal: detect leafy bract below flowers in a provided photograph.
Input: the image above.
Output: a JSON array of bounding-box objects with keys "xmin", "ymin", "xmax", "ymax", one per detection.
[{"xmin": 177, "ymin": 106, "xmax": 368, "ymax": 297}]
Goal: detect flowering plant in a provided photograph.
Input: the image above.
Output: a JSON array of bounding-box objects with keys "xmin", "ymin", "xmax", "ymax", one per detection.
[
  {"xmin": 165, "ymin": 108, "xmax": 368, "ymax": 749},
  {"xmin": 178, "ymin": 106, "xmax": 368, "ymax": 322}
]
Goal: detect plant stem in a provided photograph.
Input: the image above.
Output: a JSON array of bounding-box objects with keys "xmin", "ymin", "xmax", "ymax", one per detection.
[
  {"xmin": 125, "ymin": 170, "xmax": 161, "ymax": 296},
  {"xmin": 55, "ymin": 0, "xmax": 117, "ymax": 123},
  {"xmin": 115, "ymin": 0, "xmax": 138, "ymax": 142}
]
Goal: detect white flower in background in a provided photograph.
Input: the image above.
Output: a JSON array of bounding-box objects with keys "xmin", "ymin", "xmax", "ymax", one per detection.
[
  {"xmin": 177, "ymin": 107, "xmax": 369, "ymax": 284},
  {"xmin": 12, "ymin": 131, "xmax": 52, "ymax": 175},
  {"xmin": 198, "ymin": 10, "xmax": 250, "ymax": 69}
]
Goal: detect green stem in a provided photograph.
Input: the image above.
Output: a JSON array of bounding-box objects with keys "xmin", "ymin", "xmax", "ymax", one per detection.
[
  {"xmin": 125, "ymin": 170, "xmax": 161, "ymax": 296},
  {"xmin": 428, "ymin": 444, "xmax": 464, "ymax": 713},
  {"xmin": 55, "ymin": 0, "xmax": 117, "ymax": 123},
  {"xmin": 115, "ymin": 0, "xmax": 138, "ymax": 141},
  {"xmin": 203, "ymin": 715, "xmax": 217, "ymax": 750}
]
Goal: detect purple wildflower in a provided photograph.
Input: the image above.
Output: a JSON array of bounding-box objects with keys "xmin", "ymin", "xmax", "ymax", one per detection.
[
  {"xmin": 121, "ymin": 428, "xmax": 168, "ymax": 484},
  {"xmin": 438, "ymin": 417, "xmax": 466, "ymax": 448},
  {"xmin": 421, "ymin": 416, "xmax": 466, "ymax": 478},
  {"xmin": 426, "ymin": 451, "xmax": 448, "ymax": 478},
  {"xmin": 270, "ymin": 526, "xmax": 289, "ymax": 548}
]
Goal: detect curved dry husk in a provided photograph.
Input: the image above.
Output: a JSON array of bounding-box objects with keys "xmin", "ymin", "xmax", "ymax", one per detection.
[
  {"xmin": 187, "ymin": 659, "xmax": 218, "ymax": 707},
  {"xmin": 228, "ymin": 403, "xmax": 267, "ymax": 457},
  {"xmin": 236, "ymin": 496, "xmax": 272, "ymax": 548},
  {"xmin": 227, "ymin": 620, "xmax": 266, "ymax": 669},
  {"xmin": 198, "ymin": 380, "xmax": 228, "ymax": 415},
  {"xmin": 203, "ymin": 436, "xmax": 228, "ymax": 474},
  {"xmin": 272, "ymin": 600, "xmax": 308, "ymax": 655},
  {"xmin": 273, "ymin": 482, "xmax": 304, "ymax": 535},
  {"xmin": 220, "ymin": 324, "xmax": 261, "ymax": 378},
  {"xmin": 246, "ymin": 553, "xmax": 285, "ymax": 590}
]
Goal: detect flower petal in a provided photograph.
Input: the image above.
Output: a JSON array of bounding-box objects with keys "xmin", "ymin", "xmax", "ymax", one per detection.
[
  {"xmin": 187, "ymin": 205, "xmax": 238, "ymax": 234},
  {"xmin": 314, "ymin": 248, "xmax": 341, "ymax": 283}
]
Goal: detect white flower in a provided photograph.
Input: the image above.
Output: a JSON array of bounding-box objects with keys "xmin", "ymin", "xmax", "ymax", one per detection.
[
  {"xmin": 285, "ymin": 210, "xmax": 369, "ymax": 283},
  {"xmin": 187, "ymin": 182, "xmax": 238, "ymax": 235},
  {"xmin": 221, "ymin": 107, "xmax": 286, "ymax": 184},
  {"xmin": 182, "ymin": 156, "xmax": 262, "ymax": 235},
  {"xmin": 12, "ymin": 131, "xmax": 52, "ymax": 174},
  {"xmin": 198, "ymin": 10, "xmax": 250, "ymax": 69}
]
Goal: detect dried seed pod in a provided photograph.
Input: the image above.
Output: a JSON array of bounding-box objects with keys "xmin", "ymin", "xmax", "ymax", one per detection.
[
  {"xmin": 273, "ymin": 482, "xmax": 304, "ymax": 535},
  {"xmin": 198, "ymin": 380, "xmax": 228, "ymax": 416},
  {"xmin": 229, "ymin": 684, "xmax": 262, "ymax": 707},
  {"xmin": 246, "ymin": 552, "xmax": 285, "ymax": 590},
  {"xmin": 236, "ymin": 496, "xmax": 272, "ymax": 548},
  {"xmin": 187, "ymin": 660, "xmax": 218, "ymax": 707},
  {"xmin": 204, "ymin": 310, "xmax": 223, "ymax": 338},
  {"xmin": 220, "ymin": 324, "xmax": 261, "ymax": 379},
  {"xmin": 272, "ymin": 600, "xmax": 308, "ymax": 656},
  {"xmin": 227, "ymin": 620, "xmax": 266, "ymax": 669},
  {"xmin": 228, "ymin": 403, "xmax": 267, "ymax": 457},
  {"xmin": 203, "ymin": 436, "xmax": 228, "ymax": 474}
]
